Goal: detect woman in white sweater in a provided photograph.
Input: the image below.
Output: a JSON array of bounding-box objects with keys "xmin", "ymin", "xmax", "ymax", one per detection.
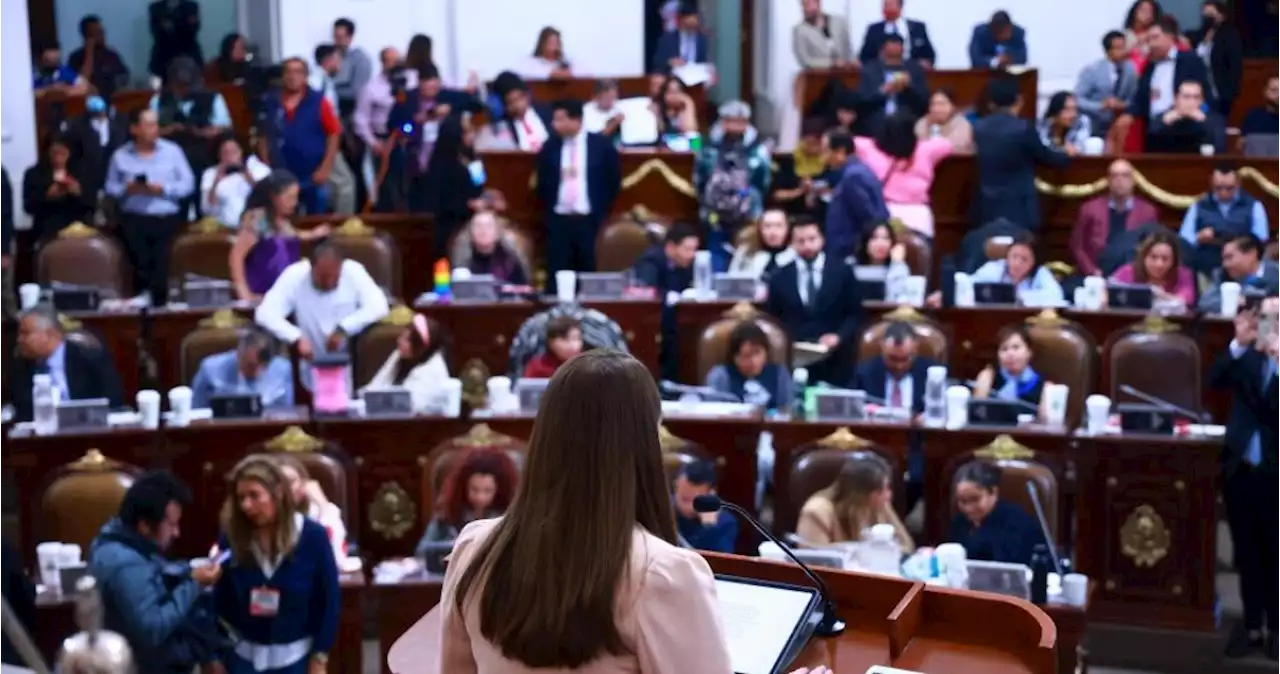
[{"xmin": 361, "ymin": 313, "xmax": 450, "ymax": 412}]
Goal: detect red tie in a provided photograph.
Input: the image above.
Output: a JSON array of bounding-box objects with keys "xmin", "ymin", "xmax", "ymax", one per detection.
[{"xmin": 889, "ymin": 378, "xmax": 903, "ymax": 408}]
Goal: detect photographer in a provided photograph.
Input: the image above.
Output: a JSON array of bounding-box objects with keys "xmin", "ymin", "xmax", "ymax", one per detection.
[
  {"xmin": 354, "ymin": 48, "xmax": 416, "ymax": 210},
  {"xmin": 200, "ymin": 133, "xmax": 270, "ymax": 227},
  {"xmin": 388, "ymin": 65, "xmax": 480, "ymax": 203},
  {"xmin": 257, "ymin": 57, "xmax": 342, "ymax": 216}
]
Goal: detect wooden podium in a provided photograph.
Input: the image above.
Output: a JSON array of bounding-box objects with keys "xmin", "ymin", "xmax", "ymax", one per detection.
[{"xmin": 387, "ymin": 554, "xmax": 1057, "ymax": 674}]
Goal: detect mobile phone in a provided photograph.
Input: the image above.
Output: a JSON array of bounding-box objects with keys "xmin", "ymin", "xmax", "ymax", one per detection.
[
  {"xmin": 133, "ymin": 174, "xmax": 147, "ymax": 184},
  {"xmin": 224, "ymin": 164, "xmax": 242, "ymax": 175}
]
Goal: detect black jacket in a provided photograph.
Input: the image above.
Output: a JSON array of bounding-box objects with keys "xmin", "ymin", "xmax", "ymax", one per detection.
[
  {"xmin": 971, "ymin": 112, "xmax": 1069, "ymax": 231},
  {"xmin": 856, "ymin": 59, "xmax": 929, "ymax": 134},
  {"xmin": 1210, "ymin": 346, "xmax": 1279, "ymax": 479},
  {"xmin": 765, "ymin": 256, "xmax": 863, "ymax": 345},
  {"xmin": 536, "ymin": 131, "xmax": 622, "ymax": 221},
  {"xmin": 64, "ymin": 112, "xmax": 130, "ymax": 195},
  {"xmin": 11, "ymin": 339, "xmax": 125, "ymax": 422},
  {"xmin": 852, "ymin": 355, "xmax": 940, "ymax": 412},
  {"xmin": 858, "ymin": 20, "xmax": 936, "ymax": 64},
  {"xmin": 632, "ymin": 245, "xmax": 693, "ymax": 296},
  {"xmin": 1128, "ymin": 51, "xmax": 1213, "ymax": 122},
  {"xmin": 148, "ymin": 0, "xmax": 203, "ymax": 77},
  {"xmin": 23, "ymin": 164, "xmax": 95, "ymax": 242},
  {"xmin": 1186, "ymin": 22, "xmax": 1244, "ymax": 111}
]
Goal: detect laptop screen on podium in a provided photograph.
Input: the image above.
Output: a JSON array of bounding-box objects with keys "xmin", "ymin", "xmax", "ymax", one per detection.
[{"xmin": 715, "ymin": 576, "xmax": 820, "ymax": 674}]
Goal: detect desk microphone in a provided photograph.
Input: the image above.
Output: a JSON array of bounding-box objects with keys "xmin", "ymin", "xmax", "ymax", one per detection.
[
  {"xmin": 693, "ymin": 494, "xmax": 846, "ymax": 637},
  {"xmin": 658, "ymin": 381, "xmax": 743, "ymax": 404},
  {"xmin": 1118, "ymin": 384, "xmax": 1209, "ymax": 422},
  {"xmin": 1025, "ymin": 482, "xmax": 1063, "ymax": 576}
]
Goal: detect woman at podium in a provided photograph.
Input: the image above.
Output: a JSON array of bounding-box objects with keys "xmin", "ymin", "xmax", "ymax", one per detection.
[{"xmin": 436, "ymin": 350, "xmax": 734, "ymax": 672}]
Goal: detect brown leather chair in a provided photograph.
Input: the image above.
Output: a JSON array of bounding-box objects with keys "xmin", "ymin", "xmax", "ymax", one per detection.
[
  {"xmin": 1023, "ymin": 310, "xmax": 1097, "ymax": 427},
  {"xmin": 694, "ymin": 303, "xmax": 790, "ymax": 383},
  {"xmin": 179, "ymin": 310, "xmax": 252, "ymax": 383},
  {"xmin": 596, "ymin": 218, "xmax": 654, "ymax": 272},
  {"xmin": 659, "ymin": 425, "xmax": 724, "ymax": 484},
  {"xmin": 39, "ymin": 450, "xmax": 140, "ymax": 553},
  {"xmin": 943, "ymin": 435, "xmax": 1062, "ymax": 546},
  {"xmin": 1103, "ymin": 315, "xmax": 1203, "ymax": 413},
  {"xmin": 889, "ymin": 220, "xmax": 932, "ymax": 276},
  {"xmin": 856, "ymin": 306, "xmax": 949, "ymax": 364},
  {"xmin": 984, "ymin": 236, "xmax": 1014, "ymax": 261},
  {"xmin": 328, "ymin": 218, "xmax": 401, "ymax": 293},
  {"xmin": 421, "ymin": 424, "xmax": 528, "ymax": 518},
  {"xmin": 250, "ymin": 426, "xmax": 355, "ymax": 528},
  {"xmin": 170, "ymin": 217, "xmax": 236, "ymax": 283},
  {"xmin": 775, "ymin": 427, "xmax": 900, "ymax": 535},
  {"xmin": 352, "ymin": 305, "xmax": 452, "ymax": 388},
  {"xmin": 36, "ymin": 222, "xmax": 129, "ymax": 298}
]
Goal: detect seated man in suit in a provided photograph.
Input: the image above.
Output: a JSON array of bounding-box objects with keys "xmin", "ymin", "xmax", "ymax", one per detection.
[
  {"xmin": 1112, "ymin": 15, "xmax": 1212, "ymax": 152},
  {"xmin": 766, "ymin": 219, "xmax": 862, "ymax": 385},
  {"xmin": 968, "ymin": 10, "xmax": 1027, "ymax": 69},
  {"xmin": 1180, "ymin": 165, "xmax": 1272, "ymax": 275},
  {"xmin": 11, "ymin": 307, "xmax": 124, "ymax": 421},
  {"xmin": 1074, "ymin": 31, "xmax": 1138, "ymax": 137},
  {"xmin": 859, "ymin": 0, "xmax": 936, "ymax": 68},
  {"xmin": 1067, "ymin": 159, "xmax": 1159, "ymax": 275},
  {"xmin": 652, "ymin": 2, "xmax": 710, "ymax": 75},
  {"xmin": 1147, "ymin": 80, "xmax": 1226, "ymax": 154},
  {"xmin": 190, "ymin": 328, "xmax": 294, "ymax": 409},
  {"xmin": 856, "ymin": 34, "xmax": 929, "ymax": 135},
  {"xmin": 671, "ymin": 460, "xmax": 738, "ymax": 553},
  {"xmin": 852, "ymin": 320, "xmax": 938, "ymax": 508},
  {"xmin": 1200, "ymin": 235, "xmax": 1280, "ymax": 314},
  {"xmin": 632, "ymin": 221, "xmax": 698, "ymax": 297}
]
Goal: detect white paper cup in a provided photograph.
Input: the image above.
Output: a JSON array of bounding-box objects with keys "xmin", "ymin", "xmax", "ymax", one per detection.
[
  {"xmin": 168, "ymin": 386, "xmax": 193, "ymax": 427},
  {"xmin": 1062, "ymin": 573, "xmax": 1088, "ymax": 606},
  {"xmin": 486, "ymin": 376, "xmax": 511, "ymax": 406},
  {"xmin": 902, "ymin": 275, "xmax": 927, "ymax": 307},
  {"xmin": 1085, "ymin": 394, "xmax": 1111, "ymax": 434},
  {"xmin": 36, "ymin": 542, "xmax": 62, "ymax": 591},
  {"xmin": 1043, "ymin": 383, "xmax": 1069, "ymax": 427},
  {"xmin": 1220, "ymin": 282, "xmax": 1242, "ymax": 318},
  {"xmin": 953, "ymin": 272, "xmax": 975, "ymax": 307},
  {"xmin": 136, "ymin": 389, "xmax": 161, "ymax": 429},
  {"xmin": 1082, "ymin": 137, "xmax": 1105, "ymax": 156},
  {"xmin": 1082, "ymin": 276, "xmax": 1106, "ymax": 310},
  {"xmin": 1199, "ymin": 144, "xmax": 1215, "ymax": 156},
  {"xmin": 18, "ymin": 283, "xmax": 41, "ymax": 310},
  {"xmin": 443, "ymin": 378, "xmax": 462, "ymax": 418},
  {"xmin": 451, "ymin": 267, "xmax": 472, "ymax": 281},
  {"xmin": 926, "ymin": 365, "xmax": 947, "ymax": 383},
  {"xmin": 555, "ymin": 271, "xmax": 577, "ymax": 303},
  {"xmin": 945, "ymin": 385, "xmax": 971, "ymax": 429},
  {"xmin": 58, "ymin": 543, "xmax": 82, "ymax": 567},
  {"xmin": 1073, "ymin": 287, "xmax": 1089, "ymax": 308}
]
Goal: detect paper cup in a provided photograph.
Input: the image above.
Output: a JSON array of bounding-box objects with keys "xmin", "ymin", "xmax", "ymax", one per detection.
[
  {"xmin": 1085, "ymin": 394, "xmax": 1111, "ymax": 434},
  {"xmin": 902, "ymin": 275, "xmax": 927, "ymax": 307},
  {"xmin": 58, "ymin": 543, "xmax": 82, "ymax": 567},
  {"xmin": 1082, "ymin": 276, "xmax": 1106, "ymax": 310},
  {"xmin": 486, "ymin": 376, "xmax": 511, "ymax": 406},
  {"xmin": 18, "ymin": 283, "xmax": 41, "ymax": 310},
  {"xmin": 953, "ymin": 272, "xmax": 975, "ymax": 308},
  {"xmin": 168, "ymin": 386, "xmax": 193, "ymax": 427},
  {"xmin": 1062, "ymin": 573, "xmax": 1088, "ymax": 606},
  {"xmin": 945, "ymin": 385, "xmax": 970, "ymax": 429},
  {"xmin": 443, "ymin": 378, "xmax": 463, "ymax": 418},
  {"xmin": 1043, "ymin": 383, "xmax": 1069, "ymax": 427},
  {"xmin": 555, "ymin": 271, "xmax": 577, "ymax": 303},
  {"xmin": 136, "ymin": 389, "xmax": 161, "ymax": 429},
  {"xmin": 1073, "ymin": 287, "xmax": 1089, "ymax": 309},
  {"xmin": 451, "ymin": 268, "xmax": 472, "ymax": 281},
  {"xmin": 1199, "ymin": 144, "xmax": 1215, "ymax": 157},
  {"xmin": 36, "ymin": 542, "xmax": 62, "ymax": 591},
  {"xmin": 1219, "ymin": 282, "xmax": 1241, "ymax": 318}
]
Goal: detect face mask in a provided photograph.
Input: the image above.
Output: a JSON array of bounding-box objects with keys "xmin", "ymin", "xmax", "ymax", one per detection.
[
  {"xmin": 86, "ymin": 96, "xmax": 107, "ymax": 115},
  {"xmin": 1200, "ymin": 14, "xmax": 1217, "ymax": 30}
]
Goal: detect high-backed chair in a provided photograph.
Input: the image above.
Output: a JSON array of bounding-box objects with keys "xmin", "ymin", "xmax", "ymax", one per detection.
[
  {"xmin": 58, "ymin": 314, "xmax": 104, "ymax": 351},
  {"xmin": 1023, "ymin": 309, "xmax": 1097, "ymax": 426},
  {"xmin": 328, "ymin": 217, "xmax": 401, "ymax": 294},
  {"xmin": 659, "ymin": 425, "xmax": 722, "ymax": 484},
  {"xmin": 776, "ymin": 427, "xmax": 900, "ymax": 535},
  {"xmin": 507, "ymin": 305, "xmax": 628, "ymax": 379},
  {"xmin": 1103, "ymin": 315, "xmax": 1202, "ymax": 413},
  {"xmin": 889, "ymin": 220, "xmax": 932, "ymax": 276},
  {"xmin": 421, "ymin": 424, "xmax": 528, "ymax": 520},
  {"xmin": 694, "ymin": 303, "xmax": 790, "ymax": 383},
  {"xmin": 179, "ymin": 309, "xmax": 251, "ymax": 383},
  {"xmin": 856, "ymin": 306, "xmax": 949, "ymax": 364},
  {"xmin": 250, "ymin": 426, "xmax": 355, "ymax": 530},
  {"xmin": 446, "ymin": 217, "xmax": 536, "ymax": 282},
  {"xmin": 352, "ymin": 305, "xmax": 452, "ymax": 388},
  {"xmin": 941, "ymin": 434, "xmax": 1063, "ymax": 548},
  {"xmin": 37, "ymin": 222, "xmax": 129, "ymax": 298},
  {"xmin": 170, "ymin": 217, "xmax": 235, "ymax": 283},
  {"xmin": 596, "ymin": 218, "xmax": 655, "ymax": 272},
  {"xmin": 39, "ymin": 450, "xmax": 140, "ymax": 553}
]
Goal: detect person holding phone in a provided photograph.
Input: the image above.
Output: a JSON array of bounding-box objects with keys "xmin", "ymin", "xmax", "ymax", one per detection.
[
  {"xmin": 200, "ymin": 134, "xmax": 271, "ymax": 227},
  {"xmin": 23, "ymin": 133, "xmax": 94, "ymax": 245}
]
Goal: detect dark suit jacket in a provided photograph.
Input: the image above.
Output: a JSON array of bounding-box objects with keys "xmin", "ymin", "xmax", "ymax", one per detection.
[
  {"xmin": 971, "ymin": 112, "xmax": 1069, "ymax": 230},
  {"xmin": 852, "ymin": 355, "xmax": 940, "ymax": 413},
  {"xmin": 632, "ymin": 245, "xmax": 693, "ymax": 296},
  {"xmin": 859, "ymin": 20, "xmax": 936, "ymax": 64},
  {"xmin": 856, "ymin": 59, "xmax": 929, "ymax": 133},
  {"xmin": 765, "ymin": 257, "xmax": 862, "ymax": 345},
  {"xmin": 535, "ymin": 132, "xmax": 621, "ymax": 221},
  {"xmin": 652, "ymin": 30, "xmax": 710, "ymax": 74},
  {"xmin": 1128, "ymin": 51, "xmax": 1213, "ymax": 122},
  {"xmin": 64, "ymin": 112, "xmax": 130, "ymax": 195},
  {"xmin": 948, "ymin": 499, "xmax": 1044, "ymax": 566},
  {"xmin": 387, "ymin": 88, "xmax": 483, "ymax": 131},
  {"xmin": 148, "ymin": 0, "xmax": 203, "ymax": 77},
  {"xmin": 968, "ymin": 23, "xmax": 1028, "ymax": 68},
  {"xmin": 1210, "ymin": 346, "xmax": 1279, "ymax": 479},
  {"xmin": 10, "ymin": 340, "xmax": 125, "ymax": 422},
  {"xmin": 22, "ymin": 164, "xmax": 96, "ymax": 242},
  {"xmin": 1068, "ymin": 196, "xmax": 1160, "ymax": 275},
  {"xmin": 1186, "ymin": 23, "xmax": 1244, "ymax": 111}
]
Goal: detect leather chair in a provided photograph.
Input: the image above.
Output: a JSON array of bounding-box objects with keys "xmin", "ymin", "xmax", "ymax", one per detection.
[
  {"xmin": 250, "ymin": 426, "xmax": 355, "ymax": 528},
  {"xmin": 36, "ymin": 222, "xmax": 129, "ymax": 298},
  {"xmin": 169, "ymin": 217, "xmax": 236, "ymax": 283},
  {"xmin": 1023, "ymin": 309, "xmax": 1097, "ymax": 427},
  {"xmin": 446, "ymin": 218, "xmax": 537, "ymax": 277},
  {"xmin": 775, "ymin": 427, "xmax": 900, "ymax": 535},
  {"xmin": 984, "ymin": 236, "xmax": 1014, "ymax": 261},
  {"xmin": 39, "ymin": 450, "xmax": 140, "ymax": 553},
  {"xmin": 421, "ymin": 424, "xmax": 528, "ymax": 518},
  {"xmin": 942, "ymin": 435, "xmax": 1062, "ymax": 547},
  {"xmin": 596, "ymin": 218, "xmax": 654, "ymax": 272},
  {"xmin": 659, "ymin": 425, "xmax": 722, "ymax": 484},
  {"xmin": 1103, "ymin": 315, "xmax": 1202, "ymax": 413},
  {"xmin": 351, "ymin": 305, "xmax": 454, "ymax": 389},
  {"xmin": 856, "ymin": 306, "xmax": 949, "ymax": 364},
  {"xmin": 694, "ymin": 303, "xmax": 790, "ymax": 383},
  {"xmin": 328, "ymin": 218, "xmax": 401, "ymax": 294},
  {"xmin": 179, "ymin": 309, "xmax": 252, "ymax": 383},
  {"xmin": 889, "ymin": 220, "xmax": 932, "ymax": 276}
]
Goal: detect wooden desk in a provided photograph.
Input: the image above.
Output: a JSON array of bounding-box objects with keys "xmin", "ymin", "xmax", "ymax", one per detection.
[{"xmin": 797, "ymin": 68, "xmax": 1038, "ymax": 126}]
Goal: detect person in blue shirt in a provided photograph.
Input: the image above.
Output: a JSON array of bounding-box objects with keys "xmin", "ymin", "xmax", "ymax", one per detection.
[
  {"xmin": 214, "ymin": 456, "xmax": 339, "ymax": 674},
  {"xmin": 1179, "ymin": 164, "xmax": 1272, "ymax": 274},
  {"xmin": 948, "ymin": 461, "xmax": 1045, "ymax": 566},
  {"xmin": 672, "ymin": 460, "xmax": 738, "ymax": 553},
  {"xmin": 32, "ymin": 41, "xmax": 88, "ymax": 95},
  {"xmin": 705, "ymin": 320, "xmax": 791, "ymax": 410},
  {"xmin": 822, "ymin": 130, "xmax": 889, "ymax": 259},
  {"xmin": 968, "ymin": 231, "xmax": 1065, "ymax": 305},
  {"xmin": 190, "ymin": 328, "xmax": 294, "ymax": 409}
]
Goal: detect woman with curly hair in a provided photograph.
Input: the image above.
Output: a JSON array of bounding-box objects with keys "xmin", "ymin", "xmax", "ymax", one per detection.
[{"xmin": 415, "ymin": 448, "xmax": 519, "ymax": 571}]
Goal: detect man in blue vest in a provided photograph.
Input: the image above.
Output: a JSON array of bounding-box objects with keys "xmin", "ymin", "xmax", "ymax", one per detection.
[
  {"xmin": 258, "ymin": 57, "xmax": 342, "ymax": 215},
  {"xmin": 1179, "ymin": 163, "xmax": 1271, "ymax": 274}
]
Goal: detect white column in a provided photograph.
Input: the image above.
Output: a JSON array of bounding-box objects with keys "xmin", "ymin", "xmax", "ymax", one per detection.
[{"xmin": 2, "ymin": 0, "xmax": 39, "ymax": 222}]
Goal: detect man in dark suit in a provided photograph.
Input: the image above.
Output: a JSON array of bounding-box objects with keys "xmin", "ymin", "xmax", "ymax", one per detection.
[
  {"xmin": 766, "ymin": 219, "xmax": 862, "ymax": 385},
  {"xmin": 856, "ymin": 34, "xmax": 929, "ymax": 134},
  {"xmin": 652, "ymin": 3, "xmax": 710, "ymax": 75},
  {"xmin": 63, "ymin": 97, "xmax": 130, "ymax": 196},
  {"xmin": 536, "ymin": 99, "xmax": 621, "ymax": 292},
  {"xmin": 971, "ymin": 77, "xmax": 1069, "ymax": 230},
  {"xmin": 633, "ymin": 222, "xmax": 699, "ymax": 380},
  {"xmin": 1115, "ymin": 15, "xmax": 1213, "ymax": 148},
  {"xmin": 852, "ymin": 320, "xmax": 939, "ymax": 509},
  {"xmin": 858, "ymin": 0, "xmax": 936, "ymax": 67},
  {"xmin": 1211, "ymin": 303, "xmax": 1279, "ymax": 659},
  {"xmin": 11, "ymin": 307, "xmax": 124, "ymax": 422},
  {"xmin": 1186, "ymin": 1, "xmax": 1243, "ymax": 118},
  {"xmin": 148, "ymin": 0, "xmax": 202, "ymax": 79},
  {"xmin": 968, "ymin": 10, "xmax": 1027, "ymax": 69}
]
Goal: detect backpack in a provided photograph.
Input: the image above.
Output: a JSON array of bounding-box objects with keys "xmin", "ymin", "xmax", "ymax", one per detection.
[{"xmin": 702, "ymin": 147, "xmax": 754, "ymax": 228}]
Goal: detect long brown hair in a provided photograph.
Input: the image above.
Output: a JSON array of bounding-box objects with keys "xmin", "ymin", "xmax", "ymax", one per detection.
[
  {"xmin": 272, "ymin": 454, "xmax": 312, "ymax": 511},
  {"xmin": 221, "ymin": 456, "xmax": 299, "ymax": 565},
  {"xmin": 1131, "ymin": 230, "xmax": 1182, "ymax": 287},
  {"xmin": 817, "ymin": 454, "xmax": 913, "ymax": 551},
  {"xmin": 452, "ymin": 350, "xmax": 677, "ymax": 668}
]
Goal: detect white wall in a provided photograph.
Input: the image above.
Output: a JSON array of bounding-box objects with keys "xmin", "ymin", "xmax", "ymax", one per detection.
[
  {"xmin": 3, "ymin": 0, "xmax": 38, "ymax": 222},
  {"xmin": 277, "ymin": 0, "xmax": 453, "ymax": 83}
]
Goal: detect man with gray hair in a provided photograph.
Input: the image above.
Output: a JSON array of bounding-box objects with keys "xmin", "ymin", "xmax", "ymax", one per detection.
[
  {"xmin": 695, "ymin": 99, "xmax": 771, "ymax": 271},
  {"xmin": 189, "ymin": 328, "xmax": 294, "ymax": 409},
  {"xmin": 10, "ymin": 306, "xmax": 123, "ymax": 421}
]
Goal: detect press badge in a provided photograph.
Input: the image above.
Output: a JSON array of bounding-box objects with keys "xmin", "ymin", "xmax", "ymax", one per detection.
[{"xmin": 250, "ymin": 587, "xmax": 280, "ymax": 617}]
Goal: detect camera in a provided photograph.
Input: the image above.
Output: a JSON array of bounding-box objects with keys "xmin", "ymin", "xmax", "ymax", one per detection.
[{"xmin": 389, "ymin": 66, "xmax": 409, "ymax": 97}]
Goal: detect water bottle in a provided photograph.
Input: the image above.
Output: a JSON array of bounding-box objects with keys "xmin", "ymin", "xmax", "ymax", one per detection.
[
  {"xmin": 32, "ymin": 374, "xmax": 57, "ymax": 435},
  {"xmin": 858, "ymin": 523, "xmax": 902, "ymax": 577},
  {"xmin": 791, "ymin": 368, "xmax": 809, "ymax": 418},
  {"xmin": 1029, "ymin": 543, "xmax": 1051, "ymax": 604},
  {"xmin": 923, "ymin": 366, "xmax": 947, "ymax": 427},
  {"xmin": 693, "ymin": 250, "xmax": 712, "ymax": 296}
]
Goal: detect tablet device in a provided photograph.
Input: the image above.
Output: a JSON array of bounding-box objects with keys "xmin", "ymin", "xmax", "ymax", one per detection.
[
  {"xmin": 974, "ymin": 281, "xmax": 1016, "ymax": 305},
  {"xmin": 714, "ymin": 575, "xmax": 821, "ymax": 674},
  {"xmin": 1106, "ymin": 283, "xmax": 1153, "ymax": 310}
]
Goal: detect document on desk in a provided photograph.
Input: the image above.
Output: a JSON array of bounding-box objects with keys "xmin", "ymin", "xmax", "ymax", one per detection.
[
  {"xmin": 716, "ymin": 578, "xmax": 817, "ymax": 674},
  {"xmin": 792, "ymin": 341, "xmax": 830, "ymax": 369},
  {"xmin": 616, "ymin": 96, "xmax": 659, "ymax": 145}
]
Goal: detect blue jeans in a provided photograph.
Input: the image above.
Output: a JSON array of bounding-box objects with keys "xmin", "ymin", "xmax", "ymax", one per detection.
[{"xmin": 299, "ymin": 182, "xmax": 330, "ymax": 216}]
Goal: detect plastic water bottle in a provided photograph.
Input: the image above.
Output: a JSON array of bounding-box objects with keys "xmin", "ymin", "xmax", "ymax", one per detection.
[
  {"xmin": 923, "ymin": 366, "xmax": 948, "ymax": 427},
  {"xmin": 791, "ymin": 368, "xmax": 809, "ymax": 418},
  {"xmin": 1029, "ymin": 543, "xmax": 1051, "ymax": 604},
  {"xmin": 693, "ymin": 250, "xmax": 712, "ymax": 296},
  {"xmin": 32, "ymin": 374, "xmax": 57, "ymax": 435},
  {"xmin": 858, "ymin": 523, "xmax": 902, "ymax": 577}
]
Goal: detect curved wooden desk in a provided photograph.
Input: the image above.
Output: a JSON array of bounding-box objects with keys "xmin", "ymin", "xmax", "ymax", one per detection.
[{"xmin": 387, "ymin": 554, "xmax": 1056, "ymax": 674}]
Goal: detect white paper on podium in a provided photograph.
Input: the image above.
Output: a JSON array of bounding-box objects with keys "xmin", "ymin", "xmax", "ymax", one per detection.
[
  {"xmin": 673, "ymin": 62, "xmax": 714, "ymax": 87},
  {"xmin": 616, "ymin": 97, "xmax": 659, "ymax": 145},
  {"xmin": 792, "ymin": 341, "xmax": 830, "ymax": 369},
  {"xmin": 715, "ymin": 578, "xmax": 816, "ymax": 674}
]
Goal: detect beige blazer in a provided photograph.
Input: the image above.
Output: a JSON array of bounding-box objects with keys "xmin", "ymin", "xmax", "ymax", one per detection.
[
  {"xmin": 793, "ymin": 15, "xmax": 853, "ymax": 69},
  {"xmin": 797, "ymin": 494, "xmax": 915, "ymax": 553},
  {"xmin": 439, "ymin": 518, "xmax": 734, "ymax": 673},
  {"xmin": 914, "ymin": 116, "xmax": 975, "ymax": 154}
]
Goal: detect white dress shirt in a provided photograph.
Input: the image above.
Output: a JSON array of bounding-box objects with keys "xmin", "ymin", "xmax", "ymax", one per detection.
[
  {"xmin": 254, "ymin": 259, "xmax": 390, "ymax": 352},
  {"xmin": 1149, "ymin": 51, "xmax": 1178, "ymax": 119},
  {"xmin": 796, "ymin": 253, "xmax": 825, "ymax": 305},
  {"xmin": 884, "ymin": 19, "xmax": 913, "ymax": 59},
  {"xmin": 513, "ymin": 108, "xmax": 550, "ymax": 152},
  {"xmin": 555, "ymin": 132, "xmax": 592, "ymax": 215},
  {"xmin": 199, "ymin": 156, "xmax": 272, "ymax": 227},
  {"xmin": 309, "ymin": 71, "xmax": 339, "ymax": 112}
]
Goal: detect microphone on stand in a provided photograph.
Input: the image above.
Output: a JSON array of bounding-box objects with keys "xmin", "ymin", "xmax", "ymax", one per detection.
[
  {"xmin": 1119, "ymin": 384, "xmax": 1209, "ymax": 422},
  {"xmin": 1025, "ymin": 482, "xmax": 1063, "ymax": 576},
  {"xmin": 693, "ymin": 494, "xmax": 846, "ymax": 637}
]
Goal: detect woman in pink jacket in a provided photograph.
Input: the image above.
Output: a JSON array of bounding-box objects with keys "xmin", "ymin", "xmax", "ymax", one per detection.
[{"xmin": 854, "ymin": 111, "xmax": 953, "ymax": 239}]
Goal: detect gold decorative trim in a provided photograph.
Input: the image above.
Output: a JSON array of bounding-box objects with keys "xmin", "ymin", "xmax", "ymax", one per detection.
[
  {"xmin": 335, "ymin": 217, "xmax": 374, "ymax": 237},
  {"xmin": 1120, "ymin": 504, "xmax": 1170, "ymax": 568},
  {"xmin": 57, "ymin": 222, "xmax": 97, "ymax": 239},
  {"xmin": 1035, "ymin": 166, "xmax": 1279, "ymax": 206},
  {"xmin": 883, "ymin": 305, "xmax": 925, "ymax": 322},
  {"xmin": 1044, "ymin": 261, "xmax": 1075, "ymax": 277},
  {"xmin": 532, "ymin": 159, "xmax": 698, "ymax": 199},
  {"xmin": 198, "ymin": 309, "xmax": 248, "ymax": 330},
  {"xmin": 973, "ymin": 434, "xmax": 1034, "ymax": 461},
  {"xmin": 57, "ymin": 314, "xmax": 83, "ymax": 332},
  {"xmin": 368, "ymin": 481, "xmax": 416, "ymax": 539},
  {"xmin": 264, "ymin": 425, "xmax": 323, "ymax": 453},
  {"xmin": 68, "ymin": 449, "xmax": 115, "ymax": 472},
  {"xmin": 658, "ymin": 424, "xmax": 687, "ymax": 453},
  {"xmin": 452, "ymin": 423, "xmax": 519, "ymax": 448},
  {"xmin": 191, "ymin": 216, "xmax": 223, "ymax": 234},
  {"xmin": 723, "ymin": 302, "xmax": 760, "ymax": 321},
  {"xmin": 381, "ymin": 304, "xmax": 415, "ymax": 326},
  {"xmin": 459, "ymin": 359, "xmax": 490, "ymax": 408},
  {"xmin": 1135, "ymin": 314, "xmax": 1179, "ymax": 334},
  {"xmin": 815, "ymin": 427, "xmax": 872, "ymax": 450},
  {"xmin": 1025, "ymin": 309, "xmax": 1067, "ymax": 327}
]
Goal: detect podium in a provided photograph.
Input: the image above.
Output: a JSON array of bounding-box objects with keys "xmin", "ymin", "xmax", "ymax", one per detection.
[{"xmin": 387, "ymin": 553, "xmax": 1057, "ymax": 674}]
